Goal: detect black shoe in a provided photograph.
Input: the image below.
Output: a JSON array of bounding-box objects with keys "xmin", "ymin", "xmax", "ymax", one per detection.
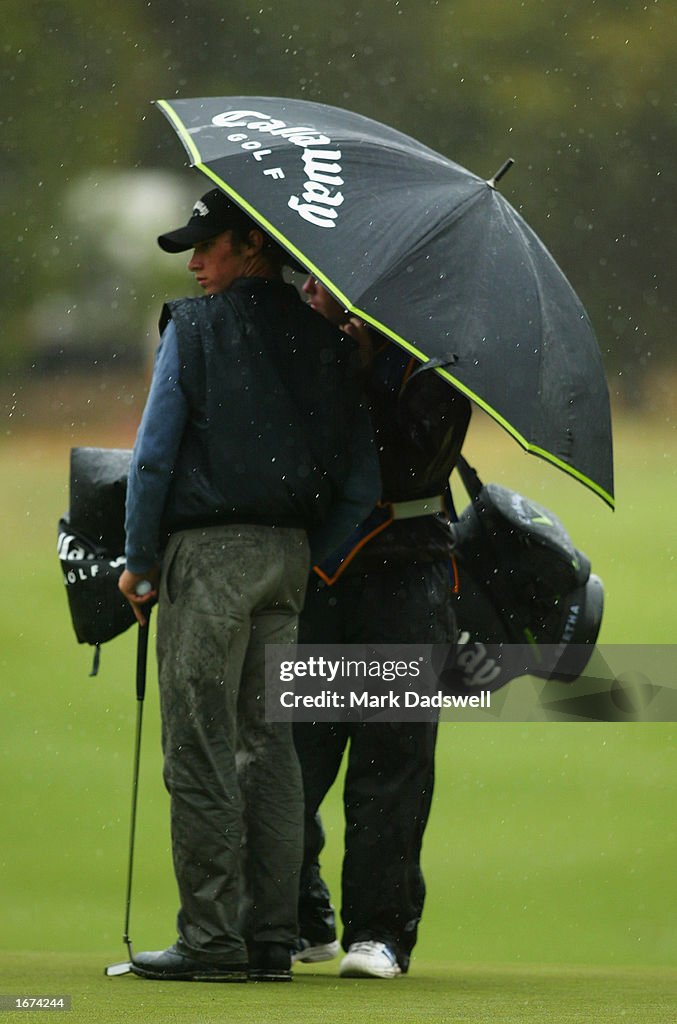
[
  {"xmin": 131, "ymin": 944, "xmax": 248, "ymax": 982},
  {"xmin": 248, "ymin": 943, "xmax": 292, "ymax": 982}
]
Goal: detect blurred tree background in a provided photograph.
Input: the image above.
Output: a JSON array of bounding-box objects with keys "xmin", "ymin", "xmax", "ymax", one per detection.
[{"xmin": 2, "ymin": 0, "xmax": 675, "ymax": 411}]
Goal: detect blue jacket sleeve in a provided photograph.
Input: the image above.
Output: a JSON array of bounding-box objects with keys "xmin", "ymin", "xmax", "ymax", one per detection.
[
  {"xmin": 125, "ymin": 321, "xmax": 187, "ymax": 573},
  {"xmin": 307, "ymin": 400, "xmax": 381, "ymax": 564}
]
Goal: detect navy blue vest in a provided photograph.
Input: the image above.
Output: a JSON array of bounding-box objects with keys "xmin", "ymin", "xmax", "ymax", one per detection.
[{"xmin": 161, "ymin": 278, "xmax": 361, "ymax": 534}]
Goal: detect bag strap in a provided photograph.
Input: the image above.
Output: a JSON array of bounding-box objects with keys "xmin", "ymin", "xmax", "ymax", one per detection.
[
  {"xmin": 446, "ymin": 455, "xmax": 484, "ymax": 522},
  {"xmin": 456, "ymin": 455, "xmax": 484, "ymax": 502},
  {"xmin": 90, "ymin": 644, "xmax": 102, "ymax": 677}
]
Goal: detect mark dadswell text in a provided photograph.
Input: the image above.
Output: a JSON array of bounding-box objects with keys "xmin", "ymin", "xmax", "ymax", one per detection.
[
  {"xmin": 351, "ymin": 689, "xmax": 491, "ymax": 709},
  {"xmin": 279, "ymin": 688, "xmax": 492, "ymax": 710}
]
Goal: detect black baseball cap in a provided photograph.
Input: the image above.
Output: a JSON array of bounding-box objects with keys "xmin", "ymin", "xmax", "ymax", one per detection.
[{"xmin": 157, "ymin": 188, "xmax": 258, "ymax": 253}]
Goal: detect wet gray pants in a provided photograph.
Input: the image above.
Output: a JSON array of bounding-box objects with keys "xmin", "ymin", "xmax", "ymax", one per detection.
[{"xmin": 156, "ymin": 524, "xmax": 309, "ymax": 964}]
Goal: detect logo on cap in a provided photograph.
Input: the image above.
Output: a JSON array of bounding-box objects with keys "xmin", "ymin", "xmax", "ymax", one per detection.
[{"xmin": 192, "ymin": 200, "xmax": 210, "ymax": 217}]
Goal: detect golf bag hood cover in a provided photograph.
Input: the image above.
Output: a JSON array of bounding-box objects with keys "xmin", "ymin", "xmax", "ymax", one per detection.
[
  {"xmin": 446, "ymin": 478, "xmax": 604, "ymax": 693},
  {"xmin": 58, "ymin": 447, "xmax": 135, "ymax": 646}
]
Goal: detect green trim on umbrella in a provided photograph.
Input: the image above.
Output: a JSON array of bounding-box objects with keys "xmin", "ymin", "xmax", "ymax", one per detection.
[
  {"xmin": 433, "ymin": 366, "xmax": 615, "ymax": 510},
  {"xmin": 155, "ymin": 98, "xmax": 615, "ymax": 512},
  {"xmin": 155, "ymin": 99, "xmax": 203, "ymax": 164}
]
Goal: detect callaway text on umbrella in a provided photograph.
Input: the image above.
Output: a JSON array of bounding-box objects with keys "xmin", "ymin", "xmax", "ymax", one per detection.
[{"xmin": 155, "ymin": 96, "xmax": 614, "ymax": 507}]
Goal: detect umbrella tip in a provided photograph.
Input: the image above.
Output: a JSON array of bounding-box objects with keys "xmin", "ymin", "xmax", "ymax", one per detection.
[{"xmin": 487, "ymin": 158, "xmax": 515, "ymax": 189}]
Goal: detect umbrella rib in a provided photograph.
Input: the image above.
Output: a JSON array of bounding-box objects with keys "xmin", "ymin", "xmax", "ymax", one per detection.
[
  {"xmin": 494, "ymin": 197, "xmax": 548, "ymax": 403},
  {"xmin": 350, "ymin": 186, "xmax": 489, "ymax": 293},
  {"xmin": 492, "ymin": 200, "xmax": 609, "ymax": 486}
]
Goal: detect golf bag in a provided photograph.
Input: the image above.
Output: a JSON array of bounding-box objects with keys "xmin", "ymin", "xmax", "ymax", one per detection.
[
  {"xmin": 443, "ymin": 457, "xmax": 604, "ymax": 693},
  {"xmin": 58, "ymin": 447, "xmax": 135, "ymax": 671}
]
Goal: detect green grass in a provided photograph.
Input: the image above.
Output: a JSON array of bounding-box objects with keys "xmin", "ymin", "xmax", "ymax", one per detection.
[
  {"xmin": 1, "ymin": 407, "xmax": 676, "ymax": 1022},
  {"xmin": 3, "ymin": 954, "xmax": 677, "ymax": 1024}
]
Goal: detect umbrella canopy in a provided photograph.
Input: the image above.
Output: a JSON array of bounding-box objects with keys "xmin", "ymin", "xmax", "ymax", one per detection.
[{"xmin": 156, "ymin": 96, "xmax": 614, "ymax": 507}]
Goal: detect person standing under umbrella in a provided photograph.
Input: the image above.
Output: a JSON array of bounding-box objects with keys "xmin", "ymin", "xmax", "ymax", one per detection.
[
  {"xmin": 118, "ymin": 190, "xmax": 379, "ymax": 983},
  {"xmin": 292, "ymin": 276, "xmax": 471, "ymax": 979}
]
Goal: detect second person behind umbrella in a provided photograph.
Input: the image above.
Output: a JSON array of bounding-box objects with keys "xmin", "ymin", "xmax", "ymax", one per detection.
[{"xmin": 292, "ymin": 275, "xmax": 472, "ymax": 979}]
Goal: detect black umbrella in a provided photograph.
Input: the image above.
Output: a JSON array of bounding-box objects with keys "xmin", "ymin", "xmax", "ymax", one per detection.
[{"xmin": 156, "ymin": 96, "xmax": 614, "ymax": 507}]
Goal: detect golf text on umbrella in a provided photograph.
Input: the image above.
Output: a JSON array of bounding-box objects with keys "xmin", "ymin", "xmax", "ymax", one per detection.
[{"xmin": 211, "ymin": 109, "xmax": 345, "ymax": 228}]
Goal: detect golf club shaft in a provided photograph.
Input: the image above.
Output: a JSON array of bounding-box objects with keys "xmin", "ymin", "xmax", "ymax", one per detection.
[
  {"xmin": 135, "ymin": 609, "xmax": 150, "ymax": 701},
  {"xmin": 123, "ymin": 612, "xmax": 151, "ymax": 960}
]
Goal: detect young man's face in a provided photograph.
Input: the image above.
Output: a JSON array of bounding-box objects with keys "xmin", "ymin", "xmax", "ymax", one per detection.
[
  {"xmin": 302, "ymin": 276, "xmax": 347, "ymax": 326},
  {"xmin": 187, "ymin": 230, "xmax": 249, "ymax": 294}
]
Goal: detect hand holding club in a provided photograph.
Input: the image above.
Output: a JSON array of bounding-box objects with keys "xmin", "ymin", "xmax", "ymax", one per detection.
[{"xmin": 118, "ymin": 568, "xmax": 159, "ymax": 626}]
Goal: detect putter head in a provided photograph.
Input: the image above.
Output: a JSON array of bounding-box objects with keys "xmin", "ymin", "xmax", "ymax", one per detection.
[{"xmin": 105, "ymin": 961, "xmax": 133, "ymax": 977}]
